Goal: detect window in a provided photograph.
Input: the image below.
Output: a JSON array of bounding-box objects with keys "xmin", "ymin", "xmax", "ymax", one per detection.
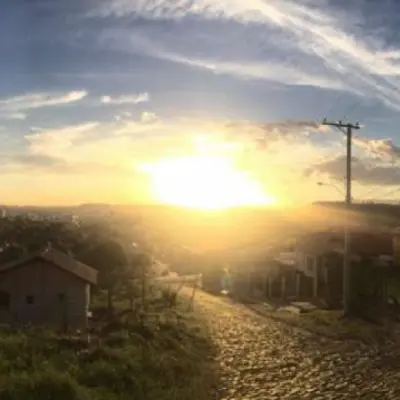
[
  {"xmin": 0, "ymin": 291, "xmax": 10, "ymax": 310},
  {"xmin": 26, "ymin": 295, "xmax": 34, "ymax": 305}
]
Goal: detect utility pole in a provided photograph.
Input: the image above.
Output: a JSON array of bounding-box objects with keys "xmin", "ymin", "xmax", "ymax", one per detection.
[{"xmin": 321, "ymin": 118, "xmax": 360, "ymax": 316}]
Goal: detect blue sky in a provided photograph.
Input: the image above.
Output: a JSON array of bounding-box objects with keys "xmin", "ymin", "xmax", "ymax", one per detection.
[{"xmin": 2, "ymin": 0, "xmax": 400, "ymax": 206}]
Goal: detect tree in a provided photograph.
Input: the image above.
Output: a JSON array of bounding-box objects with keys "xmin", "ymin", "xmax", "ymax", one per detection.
[
  {"xmin": 0, "ymin": 217, "xmax": 86, "ymax": 263},
  {"xmin": 78, "ymin": 240, "xmax": 128, "ymax": 312},
  {"xmin": 116, "ymin": 251, "xmax": 151, "ymax": 309}
]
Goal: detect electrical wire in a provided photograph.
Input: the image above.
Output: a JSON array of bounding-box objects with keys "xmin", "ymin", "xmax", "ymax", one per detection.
[
  {"xmin": 323, "ymin": 90, "xmax": 346, "ymax": 119},
  {"xmin": 341, "ymin": 100, "xmax": 361, "ymax": 123}
]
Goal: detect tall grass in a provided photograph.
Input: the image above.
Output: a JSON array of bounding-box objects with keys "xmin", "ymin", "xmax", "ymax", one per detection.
[{"xmin": 0, "ymin": 295, "xmax": 216, "ymax": 400}]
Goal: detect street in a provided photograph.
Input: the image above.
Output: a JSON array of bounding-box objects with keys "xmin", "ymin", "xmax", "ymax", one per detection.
[{"xmin": 194, "ymin": 291, "xmax": 400, "ymax": 400}]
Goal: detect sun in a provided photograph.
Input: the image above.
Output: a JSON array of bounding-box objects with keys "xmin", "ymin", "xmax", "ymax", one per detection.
[{"xmin": 141, "ymin": 154, "xmax": 277, "ymax": 210}]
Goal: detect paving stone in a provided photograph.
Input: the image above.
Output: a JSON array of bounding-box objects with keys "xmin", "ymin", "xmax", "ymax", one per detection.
[{"xmin": 194, "ymin": 291, "xmax": 400, "ymax": 399}]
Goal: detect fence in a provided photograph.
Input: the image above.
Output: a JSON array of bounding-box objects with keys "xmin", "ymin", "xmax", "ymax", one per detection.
[{"xmin": 352, "ymin": 262, "xmax": 400, "ymax": 321}]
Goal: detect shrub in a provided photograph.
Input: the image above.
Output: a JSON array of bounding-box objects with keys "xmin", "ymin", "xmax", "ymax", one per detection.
[
  {"xmin": 0, "ymin": 369, "xmax": 87, "ymax": 400},
  {"xmin": 160, "ymin": 288, "xmax": 178, "ymax": 307}
]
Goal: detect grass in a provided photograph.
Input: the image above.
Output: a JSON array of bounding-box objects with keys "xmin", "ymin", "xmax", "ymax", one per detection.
[
  {"xmin": 244, "ymin": 299, "xmax": 400, "ymax": 346},
  {"xmin": 0, "ymin": 291, "xmax": 217, "ymax": 400},
  {"xmin": 297, "ymin": 309, "xmax": 400, "ymax": 345}
]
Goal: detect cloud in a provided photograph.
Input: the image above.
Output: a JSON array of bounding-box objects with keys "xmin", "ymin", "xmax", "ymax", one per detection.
[
  {"xmin": 25, "ymin": 122, "xmax": 99, "ymax": 155},
  {"xmin": 166, "ymin": 56, "xmax": 343, "ymax": 90},
  {"xmin": 225, "ymin": 120, "xmax": 329, "ymax": 135},
  {"xmin": 101, "ymin": 93, "xmax": 150, "ymax": 105},
  {"xmin": 0, "ymin": 151, "xmax": 134, "ymax": 177},
  {"xmin": 0, "ymin": 114, "xmax": 351, "ymax": 204},
  {"xmin": 90, "ymin": 0, "xmax": 323, "ymax": 24},
  {"xmin": 3, "ymin": 113, "xmax": 27, "ymax": 120},
  {"xmin": 21, "ymin": 121, "xmax": 144, "ymax": 177},
  {"xmin": 113, "ymin": 112, "xmax": 162, "ymax": 136},
  {"xmin": 141, "ymin": 111, "xmax": 158, "ymax": 123},
  {"xmin": 306, "ymin": 154, "xmax": 400, "ymax": 186},
  {"xmin": 354, "ymin": 137, "xmax": 400, "ymax": 161},
  {"xmin": 91, "ymin": 0, "xmax": 400, "ymax": 110},
  {"xmin": 1, "ymin": 122, "xmax": 136, "ymax": 177},
  {"xmin": 222, "ymin": 120, "xmax": 331, "ymax": 149},
  {"xmin": 2, "ymin": 153, "xmax": 67, "ymax": 169},
  {"xmin": 0, "ymin": 91, "xmax": 87, "ymax": 112},
  {"xmin": 105, "ymin": 32, "xmax": 344, "ymax": 90},
  {"xmin": 22, "ymin": 117, "xmax": 328, "ymax": 174}
]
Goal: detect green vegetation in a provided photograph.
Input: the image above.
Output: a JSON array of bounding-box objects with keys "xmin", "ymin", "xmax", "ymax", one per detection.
[
  {"xmin": 248, "ymin": 304, "xmax": 400, "ymax": 346},
  {"xmin": 0, "ymin": 214, "xmax": 217, "ymax": 400},
  {"xmin": 0, "ymin": 294, "xmax": 216, "ymax": 400}
]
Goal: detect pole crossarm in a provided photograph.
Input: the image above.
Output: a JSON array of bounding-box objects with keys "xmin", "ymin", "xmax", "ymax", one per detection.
[{"xmin": 322, "ymin": 118, "xmax": 361, "ymax": 130}]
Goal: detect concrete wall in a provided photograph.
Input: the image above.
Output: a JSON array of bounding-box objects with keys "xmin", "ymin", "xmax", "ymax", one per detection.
[
  {"xmin": 0, "ymin": 260, "xmax": 90, "ymax": 330},
  {"xmin": 296, "ymin": 252, "xmax": 317, "ymax": 278}
]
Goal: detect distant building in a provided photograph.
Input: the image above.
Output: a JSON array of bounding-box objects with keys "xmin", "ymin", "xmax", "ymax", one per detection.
[
  {"xmin": 294, "ymin": 230, "xmax": 393, "ymax": 303},
  {"xmin": 0, "ymin": 248, "xmax": 97, "ymax": 330}
]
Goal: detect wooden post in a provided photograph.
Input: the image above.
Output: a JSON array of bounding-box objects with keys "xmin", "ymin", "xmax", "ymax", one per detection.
[
  {"xmin": 263, "ymin": 273, "xmax": 269, "ymax": 297},
  {"xmin": 296, "ymin": 273, "xmax": 301, "ymax": 298},
  {"xmin": 281, "ymin": 275, "xmax": 286, "ymax": 299},
  {"xmin": 323, "ymin": 265, "xmax": 328, "ymax": 300},
  {"xmin": 262, "ymin": 271, "xmax": 267, "ymax": 297},
  {"xmin": 248, "ymin": 266, "xmax": 253, "ymax": 295},
  {"xmin": 313, "ymin": 264, "xmax": 318, "ymax": 298},
  {"xmin": 189, "ymin": 282, "xmax": 197, "ymax": 310},
  {"xmin": 268, "ymin": 277, "xmax": 272, "ymax": 298}
]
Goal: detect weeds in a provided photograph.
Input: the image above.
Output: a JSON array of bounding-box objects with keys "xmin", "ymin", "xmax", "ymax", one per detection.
[{"xmin": 0, "ymin": 296, "xmax": 216, "ymax": 400}]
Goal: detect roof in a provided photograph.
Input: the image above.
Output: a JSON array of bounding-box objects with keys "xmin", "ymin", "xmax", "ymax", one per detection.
[
  {"xmin": 274, "ymin": 252, "xmax": 296, "ymax": 267},
  {"xmin": 297, "ymin": 231, "xmax": 393, "ymax": 257},
  {"xmin": 0, "ymin": 248, "xmax": 97, "ymax": 285},
  {"xmin": 296, "ymin": 232, "xmax": 341, "ymax": 255}
]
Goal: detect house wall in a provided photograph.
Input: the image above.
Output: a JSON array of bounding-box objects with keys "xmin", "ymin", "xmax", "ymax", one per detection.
[
  {"xmin": 393, "ymin": 235, "xmax": 400, "ymax": 264},
  {"xmin": 296, "ymin": 252, "xmax": 317, "ymax": 278},
  {"xmin": 0, "ymin": 260, "xmax": 90, "ymax": 330}
]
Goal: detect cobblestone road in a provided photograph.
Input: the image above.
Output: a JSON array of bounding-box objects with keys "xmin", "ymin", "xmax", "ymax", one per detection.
[{"xmin": 194, "ymin": 291, "xmax": 400, "ymax": 400}]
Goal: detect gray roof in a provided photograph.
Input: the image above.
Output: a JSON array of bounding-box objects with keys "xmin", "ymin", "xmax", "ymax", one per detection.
[{"xmin": 0, "ymin": 248, "xmax": 97, "ymax": 285}]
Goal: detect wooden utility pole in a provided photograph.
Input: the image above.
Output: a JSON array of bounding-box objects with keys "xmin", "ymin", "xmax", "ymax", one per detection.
[{"xmin": 321, "ymin": 119, "xmax": 360, "ymax": 316}]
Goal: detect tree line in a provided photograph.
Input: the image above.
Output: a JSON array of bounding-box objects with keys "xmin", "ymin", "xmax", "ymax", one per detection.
[{"xmin": 0, "ymin": 216, "xmax": 152, "ymax": 311}]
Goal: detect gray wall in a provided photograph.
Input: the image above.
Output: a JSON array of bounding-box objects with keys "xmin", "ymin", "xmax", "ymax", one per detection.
[{"xmin": 0, "ymin": 259, "xmax": 90, "ymax": 330}]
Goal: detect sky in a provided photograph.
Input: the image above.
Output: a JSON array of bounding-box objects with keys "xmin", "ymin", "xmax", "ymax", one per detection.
[{"xmin": 2, "ymin": 0, "xmax": 400, "ymax": 206}]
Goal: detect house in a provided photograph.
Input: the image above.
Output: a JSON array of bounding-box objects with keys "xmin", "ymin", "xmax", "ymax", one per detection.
[
  {"xmin": 0, "ymin": 248, "xmax": 97, "ymax": 330},
  {"xmin": 392, "ymin": 227, "xmax": 400, "ymax": 264},
  {"xmin": 294, "ymin": 230, "xmax": 393, "ymax": 305}
]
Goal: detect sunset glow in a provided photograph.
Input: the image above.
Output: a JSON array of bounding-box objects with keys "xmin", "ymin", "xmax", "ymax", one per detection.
[{"xmin": 141, "ymin": 155, "xmax": 277, "ymax": 210}]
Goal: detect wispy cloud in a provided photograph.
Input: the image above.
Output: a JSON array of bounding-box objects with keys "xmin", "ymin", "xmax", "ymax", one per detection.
[
  {"xmin": 101, "ymin": 93, "xmax": 150, "ymax": 105},
  {"xmin": 25, "ymin": 122, "xmax": 99, "ymax": 155},
  {"xmin": 141, "ymin": 111, "xmax": 158, "ymax": 123},
  {"xmin": 141, "ymin": 47, "xmax": 344, "ymax": 90},
  {"xmin": 92, "ymin": 0, "xmax": 400, "ymax": 110},
  {"xmin": 0, "ymin": 90, "xmax": 87, "ymax": 120},
  {"xmin": 0, "ymin": 153, "xmax": 69, "ymax": 172},
  {"xmin": 3, "ymin": 113, "xmax": 27, "ymax": 120},
  {"xmin": 0, "ymin": 90, "xmax": 87, "ymax": 111}
]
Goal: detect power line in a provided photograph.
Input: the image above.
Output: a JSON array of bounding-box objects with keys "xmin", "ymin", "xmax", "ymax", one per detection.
[
  {"xmin": 324, "ymin": 90, "xmax": 346, "ymax": 120},
  {"xmin": 341, "ymin": 100, "xmax": 361, "ymax": 123}
]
